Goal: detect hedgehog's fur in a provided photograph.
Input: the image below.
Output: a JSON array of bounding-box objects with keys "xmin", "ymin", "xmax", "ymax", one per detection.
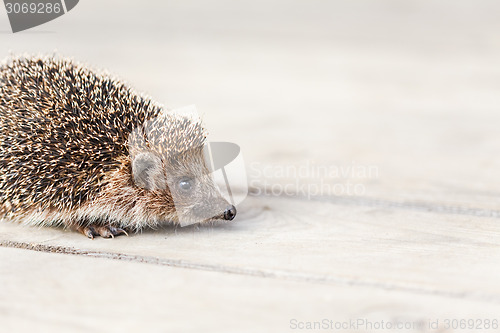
[{"xmin": 0, "ymin": 55, "xmax": 231, "ymax": 236}]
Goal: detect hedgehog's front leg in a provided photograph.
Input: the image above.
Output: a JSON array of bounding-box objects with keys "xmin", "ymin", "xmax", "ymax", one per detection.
[{"xmin": 75, "ymin": 224, "xmax": 128, "ymax": 239}]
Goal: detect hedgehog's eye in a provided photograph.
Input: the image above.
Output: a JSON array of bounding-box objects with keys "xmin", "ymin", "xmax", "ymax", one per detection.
[{"xmin": 178, "ymin": 177, "xmax": 193, "ymax": 192}]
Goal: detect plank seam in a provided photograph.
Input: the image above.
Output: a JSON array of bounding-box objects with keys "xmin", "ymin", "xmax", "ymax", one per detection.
[
  {"xmin": 251, "ymin": 190, "xmax": 500, "ymax": 218},
  {"xmin": 2, "ymin": 240, "xmax": 499, "ymax": 304}
]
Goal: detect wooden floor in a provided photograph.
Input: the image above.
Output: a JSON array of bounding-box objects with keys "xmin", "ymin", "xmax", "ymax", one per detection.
[{"xmin": 1, "ymin": 0, "xmax": 500, "ymax": 332}]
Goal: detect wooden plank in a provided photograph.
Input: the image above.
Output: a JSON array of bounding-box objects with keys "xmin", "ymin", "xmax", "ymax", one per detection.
[
  {"xmin": 2, "ymin": 247, "xmax": 500, "ymax": 333},
  {"xmin": 2, "ymin": 195, "xmax": 500, "ymax": 302}
]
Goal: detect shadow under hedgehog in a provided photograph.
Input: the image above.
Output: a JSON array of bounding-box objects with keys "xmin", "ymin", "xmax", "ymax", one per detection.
[{"xmin": 0, "ymin": 55, "xmax": 237, "ymax": 238}]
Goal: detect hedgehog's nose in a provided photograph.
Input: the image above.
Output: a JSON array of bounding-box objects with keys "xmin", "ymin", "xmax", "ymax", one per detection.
[{"xmin": 223, "ymin": 205, "xmax": 237, "ymax": 220}]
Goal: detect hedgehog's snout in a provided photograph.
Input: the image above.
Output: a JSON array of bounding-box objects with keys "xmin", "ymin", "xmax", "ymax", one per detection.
[{"xmin": 223, "ymin": 205, "xmax": 237, "ymax": 220}]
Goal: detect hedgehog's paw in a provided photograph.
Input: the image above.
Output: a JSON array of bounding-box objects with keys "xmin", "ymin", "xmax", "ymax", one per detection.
[{"xmin": 76, "ymin": 224, "xmax": 129, "ymax": 239}]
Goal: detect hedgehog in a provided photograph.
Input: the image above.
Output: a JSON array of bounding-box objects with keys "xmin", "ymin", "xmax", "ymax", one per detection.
[{"xmin": 0, "ymin": 55, "xmax": 237, "ymax": 238}]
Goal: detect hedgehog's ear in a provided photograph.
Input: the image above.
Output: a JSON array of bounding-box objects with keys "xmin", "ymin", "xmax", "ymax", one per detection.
[{"xmin": 132, "ymin": 152, "xmax": 166, "ymax": 190}]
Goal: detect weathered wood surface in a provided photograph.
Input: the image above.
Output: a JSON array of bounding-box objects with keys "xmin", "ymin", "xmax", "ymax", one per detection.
[
  {"xmin": 1, "ymin": 0, "xmax": 500, "ymax": 332},
  {"xmin": 2, "ymin": 246, "xmax": 500, "ymax": 333},
  {"xmin": 2, "ymin": 195, "xmax": 500, "ymax": 301}
]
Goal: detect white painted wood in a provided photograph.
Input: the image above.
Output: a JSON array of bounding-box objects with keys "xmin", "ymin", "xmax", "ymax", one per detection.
[
  {"xmin": 2, "ymin": 196, "xmax": 500, "ymax": 303},
  {"xmin": 2, "ymin": 247, "xmax": 500, "ymax": 333}
]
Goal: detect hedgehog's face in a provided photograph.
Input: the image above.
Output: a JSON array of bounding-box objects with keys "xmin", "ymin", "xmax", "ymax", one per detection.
[{"xmin": 131, "ymin": 148, "xmax": 236, "ymax": 225}]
